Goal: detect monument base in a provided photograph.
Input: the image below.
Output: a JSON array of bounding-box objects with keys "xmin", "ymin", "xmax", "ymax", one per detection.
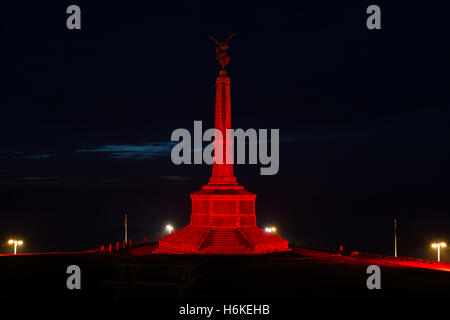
[
  {"xmin": 153, "ymin": 225, "xmax": 289, "ymax": 255},
  {"xmin": 153, "ymin": 181, "xmax": 289, "ymax": 255}
]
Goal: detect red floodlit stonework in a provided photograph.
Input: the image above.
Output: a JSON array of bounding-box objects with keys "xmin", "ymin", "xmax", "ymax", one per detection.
[{"xmin": 154, "ymin": 40, "xmax": 288, "ymax": 254}]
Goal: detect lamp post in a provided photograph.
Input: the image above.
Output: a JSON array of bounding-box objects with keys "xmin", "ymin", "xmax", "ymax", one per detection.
[
  {"xmin": 124, "ymin": 214, "xmax": 128, "ymax": 246},
  {"xmin": 166, "ymin": 224, "xmax": 174, "ymax": 234},
  {"xmin": 8, "ymin": 239, "xmax": 23, "ymax": 255},
  {"xmin": 431, "ymin": 242, "xmax": 447, "ymax": 262},
  {"xmin": 394, "ymin": 219, "xmax": 398, "ymax": 257}
]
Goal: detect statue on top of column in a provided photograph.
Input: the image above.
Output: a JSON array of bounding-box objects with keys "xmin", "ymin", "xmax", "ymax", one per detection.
[{"xmin": 208, "ymin": 34, "xmax": 235, "ymax": 70}]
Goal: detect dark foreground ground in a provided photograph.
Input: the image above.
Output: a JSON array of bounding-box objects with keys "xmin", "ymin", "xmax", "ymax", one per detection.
[{"xmin": 1, "ymin": 245, "xmax": 449, "ymax": 304}]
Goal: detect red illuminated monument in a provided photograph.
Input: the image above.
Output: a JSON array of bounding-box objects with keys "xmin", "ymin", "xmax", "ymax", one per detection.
[{"xmin": 155, "ymin": 35, "xmax": 288, "ymax": 254}]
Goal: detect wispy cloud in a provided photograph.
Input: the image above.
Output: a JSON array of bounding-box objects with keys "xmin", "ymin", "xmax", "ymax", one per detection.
[
  {"xmin": 74, "ymin": 142, "xmax": 177, "ymax": 159},
  {"xmin": 27, "ymin": 153, "xmax": 55, "ymax": 159},
  {"xmin": 238, "ymin": 131, "xmax": 361, "ymax": 145},
  {"xmin": 1, "ymin": 152, "xmax": 56, "ymax": 160},
  {"xmin": 280, "ymin": 132, "xmax": 361, "ymax": 142},
  {"xmin": 2, "ymin": 131, "xmax": 360, "ymax": 162}
]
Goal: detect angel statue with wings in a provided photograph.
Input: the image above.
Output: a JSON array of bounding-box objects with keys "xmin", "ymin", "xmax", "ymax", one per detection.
[{"xmin": 208, "ymin": 34, "xmax": 235, "ymax": 70}]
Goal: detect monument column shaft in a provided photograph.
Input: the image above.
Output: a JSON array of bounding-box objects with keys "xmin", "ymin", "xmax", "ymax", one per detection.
[{"xmin": 210, "ymin": 71, "xmax": 236, "ymax": 184}]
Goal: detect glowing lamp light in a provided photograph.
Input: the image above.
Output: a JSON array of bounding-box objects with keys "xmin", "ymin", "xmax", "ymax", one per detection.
[
  {"xmin": 431, "ymin": 242, "xmax": 447, "ymax": 262},
  {"xmin": 166, "ymin": 224, "xmax": 174, "ymax": 234},
  {"xmin": 265, "ymin": 226, "xmax": 277, "ymax": 233},
  {"xmin": 7, "ymin": 239, "xmax": 24, "ymax": 255}
]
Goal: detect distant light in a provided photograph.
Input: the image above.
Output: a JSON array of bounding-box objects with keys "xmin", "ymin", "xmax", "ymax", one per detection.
[
  {"xmin": 7, "ymin": 239, "xmax": 24, "ymax": 255},
  {"xmin": 431, "ymin": 242, "xmax": 447, "ymax": 262},
  {"xmin": 432, "ymin": 242, "xmax": 447, "ymax": 248},
  {"xmin": 265, "ymin": 226, "xmax": 277, "ymax": 233},
  {"xmin": 166, "ymin": 224, "xmax": 174, "ymax": 234}
]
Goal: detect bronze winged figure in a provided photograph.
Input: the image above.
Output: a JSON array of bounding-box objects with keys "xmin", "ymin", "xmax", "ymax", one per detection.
[{"xmin": 208, "ymin": 34, "xmax": 235, "ymax": 69}]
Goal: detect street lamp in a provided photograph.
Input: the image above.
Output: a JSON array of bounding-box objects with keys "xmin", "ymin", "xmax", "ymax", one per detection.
[
  {"xmin": 166, "ymin": 224, "xmax": 174, "ymax": 234},
  {"xmin": 8, "ymin": 239, "xmax": 24, "ymax": 255},
  {"xmin": 431, "ymin": 242, "xmax": 447, "ymax": 262}
]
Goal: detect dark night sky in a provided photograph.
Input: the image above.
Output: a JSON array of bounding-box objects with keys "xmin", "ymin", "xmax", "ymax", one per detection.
[{"xmin": 0, "ymin": 1, "xmax": 449, "ymax": 261}]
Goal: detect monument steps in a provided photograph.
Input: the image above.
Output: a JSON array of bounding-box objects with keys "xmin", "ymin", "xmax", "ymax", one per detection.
[{"xmin": 199, "ymin": 229, "xmax": 252, "ymax": 253}]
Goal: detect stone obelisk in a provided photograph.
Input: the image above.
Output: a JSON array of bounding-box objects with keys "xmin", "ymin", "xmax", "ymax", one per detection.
[{"xmin": 208, "ymin": 69, "xmax": 236, "ymax": 185}]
